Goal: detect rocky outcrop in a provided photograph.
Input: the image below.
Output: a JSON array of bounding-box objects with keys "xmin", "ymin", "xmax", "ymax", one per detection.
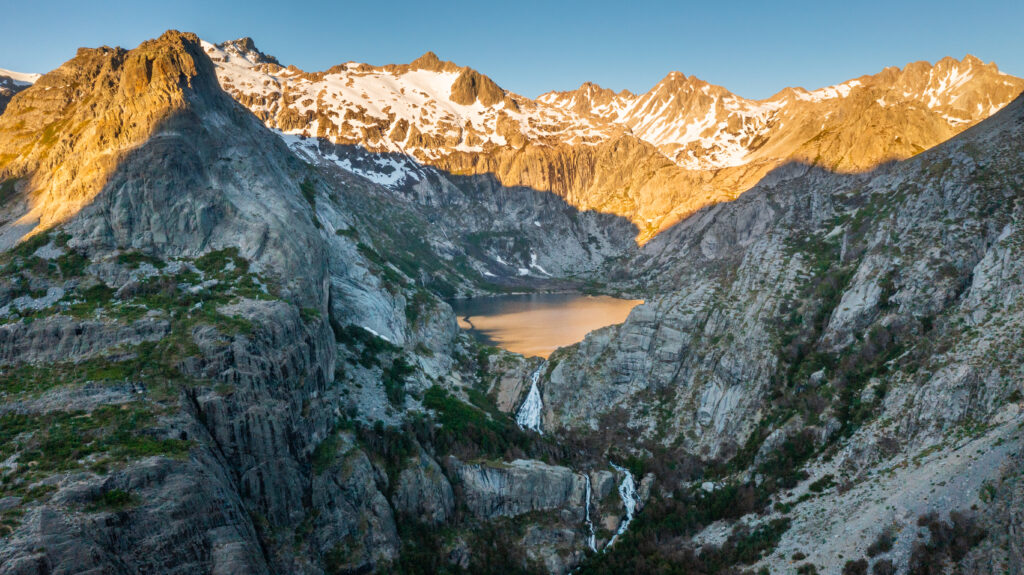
[
  {"xmin": 448, "ymin": 458, "xmax": 587, "ymax": 520},
  {"xmin": 0, "ymin": 315, "xmax": 169, "ymax": 365},
  {"xmin": 0, "ymin": 457, "xmax": 270, "ymax": 575},
  {"xmin": 0, "ymin": 31, "xmax": 327, "ymax": 307},
  {"xmin": 392, "ymin": 450, "xmax": 455, "ymax": 524},
  {"xmin": 450, "ymin": 68, "xmax": 504, "ymax": 107}
]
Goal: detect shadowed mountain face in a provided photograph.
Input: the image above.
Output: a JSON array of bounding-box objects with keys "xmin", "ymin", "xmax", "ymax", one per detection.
[
  {"xmin": 206, "ymin": 41, "xmax": 1023, "ymax": 240},
  {"xmin": 0, "ymin": 31, "xmax": 327, "ymax": 306},
  {"xmin": 0, "ymin": 29, "xmax": 1023, "ymax": 575}
]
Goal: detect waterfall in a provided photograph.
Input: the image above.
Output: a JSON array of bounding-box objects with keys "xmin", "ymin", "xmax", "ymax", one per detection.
[
  {"xmin": 515, "ymin": 364, "xmax": 545, "ymax": 434},
  {"xmin": 584, "ymin": 474, "xmax": 597, "ymax": 552},
  {"xmin": 606, "ymin": 463, "xmax": 638, "ymax": 548}
]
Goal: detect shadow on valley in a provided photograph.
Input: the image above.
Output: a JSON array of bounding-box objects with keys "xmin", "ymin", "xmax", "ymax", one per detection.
[{"xmin": 289, "ymin": 138, "xmax": 644, "ymax": 296}]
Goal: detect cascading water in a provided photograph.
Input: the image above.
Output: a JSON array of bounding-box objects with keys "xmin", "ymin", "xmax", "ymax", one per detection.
[
  {"xmin": 515, "ymin": 364, "xmax": 545, "ymax": 434},
  {"xmin": 606, "ymin": 463, "xmax": 638, "ymax": 548},
  {"xmin": 583, "ymin": 474, "xmax": 597, "ymax": 552}
]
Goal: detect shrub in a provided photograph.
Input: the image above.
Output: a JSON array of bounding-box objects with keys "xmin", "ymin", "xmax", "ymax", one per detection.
[
  {"xmin": 808, "ymin": 474, "xmax": 836, "ymax": 493},
  {"xmin": 872, "ymin": 559, "xmax": 895, "ymax": 575},
  {"xmin": 382, "ymin": 357, "xmax": 415, "ymax": 406},
  {"xmin": 842, "ymin": 558, "xmax": 868, "ymax": 575},
  {"xmin": 866, "ymin": 526, "xmax": 895, "ymax": 557},
  {"xmin": 908, "ymin": 511, "xmax": 987, "ymax": 574},
  {"xmin": 91, "ymin": 488, "xmax": 137, "ymax": 511}
]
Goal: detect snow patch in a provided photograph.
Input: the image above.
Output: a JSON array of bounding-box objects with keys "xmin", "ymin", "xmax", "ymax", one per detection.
[{"xmin": 0, "ymin": 68, "xmax": 41, "ymax": 86}]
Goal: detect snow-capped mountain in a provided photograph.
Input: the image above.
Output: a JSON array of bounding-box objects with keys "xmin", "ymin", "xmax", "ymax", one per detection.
[
  {"xmin": 202, "ymin": 39, "xmax": 1024, "ymax": 240},
  {"xmin": 203, "ymin": 40, "xmax": 616, "ymax": 163},
  {"xmin": 0, "ymin": 68, "xmax": 40, "ymax": 114},
  {"xmin": 540, "ymin": 55, "xmax": 1023, "ymax": 171}
]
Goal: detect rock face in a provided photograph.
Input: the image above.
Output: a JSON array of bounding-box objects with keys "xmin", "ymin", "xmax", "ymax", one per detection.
[
  {"xmin": 447, "ymin": 458, "xmax": 587, "ymax": 520},
  {"xmin": 393, "ymin": 450, "xmax": 455, "ymax": 524},
  {"xmin": 535, "ymin": 91, "xmax": 1024, "ymax": 572},
  {"xmin": 0, "ymin": 32, "xmax": 326, "ymax": 307}
]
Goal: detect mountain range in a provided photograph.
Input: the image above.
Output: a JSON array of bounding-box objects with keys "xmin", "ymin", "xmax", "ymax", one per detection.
[
  {"xmin": 204, "ymin": 39, "xmax": 1023, "ymax": 239},
  {"xmin": 0, "ymin": 30, "xmax": 1023, "ymax": 575}
]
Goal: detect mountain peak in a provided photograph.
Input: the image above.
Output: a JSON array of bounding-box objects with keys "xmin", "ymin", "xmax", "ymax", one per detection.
[
  {"xmin": 0, "ymin": 68, "xmax": 41, "ymax": 86},
  {"xmin": 215, "ymin": 36, "xmax": 280, "ymax": 66},
  {"xmin": 0, "ymin": 28, "xmax": 234, "ymax": 234},
  {"xmin": 449, "ymin": 67, "xmax": 505, "ymax": 106},
  {"xmin": 409, "ymin": 51, "xmax": 444, "ymax": 71}
]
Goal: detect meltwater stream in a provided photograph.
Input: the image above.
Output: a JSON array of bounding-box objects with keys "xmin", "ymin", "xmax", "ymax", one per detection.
[{"xmin": 515, "ymin": 364, "xmax": 545, "ymax": 433}]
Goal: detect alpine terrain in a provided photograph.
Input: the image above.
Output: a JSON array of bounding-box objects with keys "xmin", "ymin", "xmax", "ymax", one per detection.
[{"xmin": 0, "ymin": 30, "xmax": 1022, "ymax": 575}]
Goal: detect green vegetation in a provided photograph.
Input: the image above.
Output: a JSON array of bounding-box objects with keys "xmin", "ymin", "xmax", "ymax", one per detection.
[
  {"xmin": 808, "ymin": 473, "xmax": 836, "ymax": 493},
  {"xmin": 908, "ymin": 511, "xmax": 986, "ymax": 574},
  {"xmin": 299, "ymin": 177, "xmax": 317, "ymax": 209},
  {"xmin": 382, "ymin": 357, "xmax": 415, "ymax": 406},
  {"xmin": 419, "ymin": 385, "xmax": 567, "ymax": 462},
  {"xmin": 404, "ymin": 289, "xmax": 434, "ymax": 327},
  {"xmin": 0, "ymin": 341, "xmax": 183, "ymax": 397},
  {"xmin": 311, "ymin": 430, "xmax": 344, "ymax": 475},
  {"xmin": 334, "ymin": 324, "xmax": 400, "ymax": 368},
  {"xmin": 842, "ymin": 559, "xmax": 868, "ymax": 575},
  {"xmin": 0, "ymin": 404, "xmax": 192, "ymax": 501},
  {"xmin": 576, "ymin": 503, "xmax": 790, "ymax": 575},
  {"xmin": 88, "ymin": 488, "xmax": 139, "ymax": 512},
  {"xmin": 866, "ymin": 526, "xmax": 895, "ymax": 557},
  {"xmin": 116, "ymin": 250, "xmax": 167, "ymax": 270},
  {"xmin": 390, "ymin": 519, "xmax": 539, "ymax": 575}
]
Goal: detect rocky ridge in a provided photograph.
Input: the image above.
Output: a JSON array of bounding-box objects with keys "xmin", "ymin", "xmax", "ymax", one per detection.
[{"xmin": 207, "ymin": 41, "xmax": 1023, "ymax": 240}]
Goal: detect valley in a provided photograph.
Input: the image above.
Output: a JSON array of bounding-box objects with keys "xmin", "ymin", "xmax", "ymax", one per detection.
[{"xmin": 0, "ymin": 28, "xmax": 1021, "ymax": 575}]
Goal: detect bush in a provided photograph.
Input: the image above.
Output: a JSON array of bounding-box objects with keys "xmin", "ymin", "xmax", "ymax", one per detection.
[
  {"xmin": 91, "ymin": 488, "xmax": 136, "ymax": 511},
  {"xmin": 872, "ymin": 559, "xmax": 895, "ymax": 575},
  {"xmin": 842, "ymin": 558, "xmax": 868, "ymax": 575},
  {"xmin": 908, "ymin": 511, "xmax": 987, "ymax": 574},
  {"xmin": 866, "ymin": 526, "xmax": 895, "ymax": 557},
  {"xmin": 808, "ymin": 474, "xmax": 836, "ymax": 493},
  {"xmin": 382, "ymin": 357, "xmax": 415, "ymax": 407}
]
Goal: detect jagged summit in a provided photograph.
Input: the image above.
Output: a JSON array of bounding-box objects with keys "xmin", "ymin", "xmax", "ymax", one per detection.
[
  {"xmin": 215, "ymin": 36, "xmax": 280, "ymax": 66},
  {"xmin": 407, "ymin": 50, "xmax": 462, "ymax": 73},
  {"xmin": 206, "ymin": 38, "xmax": 1023, "ymax": 240},
  {"xmin": 0, "ymin": 28, "xmax": 324, "ymax": 303}
]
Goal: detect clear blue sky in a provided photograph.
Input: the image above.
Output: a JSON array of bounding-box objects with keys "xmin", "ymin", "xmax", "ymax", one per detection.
[{"xmin": 1, "ymin": 0, "xmax": 1021, "ymax": 99}]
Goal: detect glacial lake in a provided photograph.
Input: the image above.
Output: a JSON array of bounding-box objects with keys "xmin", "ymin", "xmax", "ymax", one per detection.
[{"xmin": 450, "ymin": 293, "xmax": 643, "ymax": 358}]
